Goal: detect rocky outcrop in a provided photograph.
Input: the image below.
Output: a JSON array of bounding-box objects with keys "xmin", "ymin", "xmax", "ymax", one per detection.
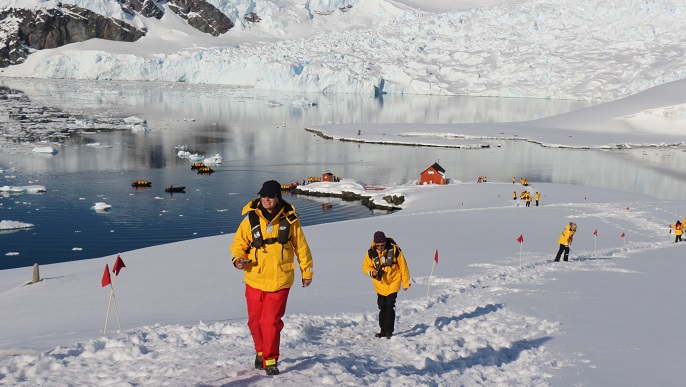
[
  {"xmin": 117, "ymin": 0, "xmax": 165, "ymax": 19},
  {"xmin": 167, "ymin": 0, "xmax": 233, "ymax": 37},
  {"xmin": 0, "ymin": 0, "xmax": 233, "ymax": 68},
  {"xmin": 0, "ymin": 5, "xmax": 145, "ymax": 67}
]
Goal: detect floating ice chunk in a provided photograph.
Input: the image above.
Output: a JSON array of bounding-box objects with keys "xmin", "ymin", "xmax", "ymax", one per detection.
[
  {"xmin": 72, "ymin": 247, "xmax": 83, "ymax": 251},
  {"xmin": 0, "ymin": 220, "xmax": 34, "ymax": 230},
  {"xmin": 93, "ymin": 202, "xmax": 112, "ymax": 211},
  {"xmin": 292, "ymin": 98, "xmax": 317, "ymax": 107},
  {"xmin": 177, "ymin": 150, "xmax": 191, "ymax": 158},
  {"xmin": 123, "ymin": 116, "xmax": 146, "ymax": 124},
  {"xmin": 175, "ymin": 144, "xmax": 189, "ymax": 151},
  {"xmin": 0, "ymin": 185, "xmax": 46, "ymax": 193},
  {"xmin": 188, "ymin": 154, "xmax": 204, "ymax": 162},
  {"xmin": 203, "ymin": 154, "xmax": 223, "ymax": 165},
  {"xmin": 130, "ymin": 123, "xmax": 150, "ymax": 132},
  {"xmin": 266, "ymin": 100, "xmax": 283, "ymax": 106},
  {"xmin": 32, "ymin": 146, "xmax": 58, "ymax": 154}
]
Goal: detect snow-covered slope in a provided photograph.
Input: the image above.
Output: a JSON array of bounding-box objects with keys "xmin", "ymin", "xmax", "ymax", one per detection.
[{"xmin": 1, "ymin": 0, "xmax": 685, "ymax": 100}]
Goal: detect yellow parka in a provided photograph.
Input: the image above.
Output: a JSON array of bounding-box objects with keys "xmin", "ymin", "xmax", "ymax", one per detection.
[
  {"xmin": 230, "ymin": 199, "xmax": 313, "ymax": 292},
  {"xmin": 362, "ymin": 240, "xmax": 411, "ymax": 296},
  {"xmin": 670, "ymin": 222, "xmax": 683, "ymax": 236},
  {"xmin": 557, "ymin": 223, "xmax": 576, "ymax": 246}
]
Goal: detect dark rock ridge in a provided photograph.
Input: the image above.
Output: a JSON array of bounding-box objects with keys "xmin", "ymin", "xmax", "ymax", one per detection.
[
  {"xmin": 291, "ymin": 187, "xmax": 404, "ymax": 212},
  {"xmin": 0, "ymin": 5, "xmax": 145, "ymax": 68},
  {"xmin": 167, "ymin": 0, "xmax": 233, "ymax": 37},
  {"xmin": 0, "ymin": 0, "xmax": 233, "ymax": 68}
]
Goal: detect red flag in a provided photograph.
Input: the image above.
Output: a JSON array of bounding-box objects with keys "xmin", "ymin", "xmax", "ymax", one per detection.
[
  {"xmin": 101, "ymin": 264, "xmax": 111, "ymax": 287},
  {"xmin": 594, "ymin": 229, "xmax": 598, "ymax": 236},
  {"xmin": 621, "ymin": 232, "xmax": 625, "ymax": 237},
  {"xmin": 113, "ymin": 255, "xmax": 126, "ymax": 276},
  {"xmin": 434, "ymin": 249, "xmax": 438, "ymax": 264},
  {"xmin": 517, "ymin": 234, "xmax": 524, "ymax": 243}
]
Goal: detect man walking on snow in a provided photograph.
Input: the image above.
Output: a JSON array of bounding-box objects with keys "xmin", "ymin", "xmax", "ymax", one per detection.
[
  {"xmin": 362, "ymin": 231, "xmax": 411, "ymax": 339},
  {"xmin": 231, "ymin": 180, "xmax": 314, "ymax": 376}
]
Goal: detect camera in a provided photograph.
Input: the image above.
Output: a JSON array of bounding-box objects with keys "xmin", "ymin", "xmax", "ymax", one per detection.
[{"xmin": 375, "ymin": 269, "xmax": 384, "ymax": 281}]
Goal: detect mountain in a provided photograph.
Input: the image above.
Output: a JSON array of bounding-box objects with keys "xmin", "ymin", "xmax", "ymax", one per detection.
[
  {"xmin": 0, "ymin": 0, "xmax": 232, "ymax": 67},
  {"xmin": 1, "ymin": 0, "xmax": 685, "ymax": 99}
]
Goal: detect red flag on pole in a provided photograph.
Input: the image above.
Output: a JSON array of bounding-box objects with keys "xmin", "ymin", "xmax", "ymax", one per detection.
[
  {"xmin": 101, "ymin": 264, "xmax": 111, "ymax": 287},
  {"xmin": 517, "ymin": 234, "xmax": 524, "ymax": 243},
  {"xmin": 594, "ymin": 229, "xmax": 598, "ymax": 236},
  {"xmin": 621, "ymin": 232, "xmax": 625, "ymax": 237},
  {"xmin": 113, "ymin": 255, "xmax": 126, "ymax": 276},
  {"xmin": 434, "ymin": 249, "xmax": 438, "ymax": 264}
]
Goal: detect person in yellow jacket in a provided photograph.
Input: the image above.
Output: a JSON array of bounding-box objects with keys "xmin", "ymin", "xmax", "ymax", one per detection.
[
  {"xmin": 362, "ymin": 231, "xmax": 411, "ymax": 339},
  {"xmin": 554, "ymin": 222, "xmax": 577, "ymax": 262},
  {"xmin": 535, "ymin": 192, "xmax": 541, "ymax": 206},
  {"xmin": 670, "ymin": 220, "xmax": 683, "ymax": 243},
  {"xmin": 231, "ymin": 180, "xmax": 314, "ymax": 376}
]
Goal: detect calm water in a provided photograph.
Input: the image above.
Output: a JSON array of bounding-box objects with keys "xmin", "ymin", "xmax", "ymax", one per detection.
[{"xmin": 1, "ymin": 78, "xmax": 685, "ymax": 270}]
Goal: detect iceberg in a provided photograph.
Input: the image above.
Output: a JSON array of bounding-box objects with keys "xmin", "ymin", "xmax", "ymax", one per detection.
[
  {"xmin": 93, "ymin": 202, "xmax": 112, "ymax": 211},
  {"xmin": 203, "ymin": 154, "xmax": 223, "ymax": 165},
  {"xmin": 0, "ymin": 185, "xmax": 47, "ymax": 193},
  {"xmin": 32, "ymin": 146, "xmax": 58, "ymax": 154},
  {"xmin": 0, "ymin": 220, "xmax": 34, "ymax": 230}
]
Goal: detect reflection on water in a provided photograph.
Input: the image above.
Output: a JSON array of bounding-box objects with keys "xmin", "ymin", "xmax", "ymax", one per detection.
[{"xmin": 1, "ymin": 78, "xmax": 685, "ymax": 270}]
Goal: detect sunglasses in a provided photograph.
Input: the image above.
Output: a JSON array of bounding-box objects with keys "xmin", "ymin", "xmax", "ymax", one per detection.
[{"xmin": 261, "ymin": 194, "xmax": 277, "ymax": 199}]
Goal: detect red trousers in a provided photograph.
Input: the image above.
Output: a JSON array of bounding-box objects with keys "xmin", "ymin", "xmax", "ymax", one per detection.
[{"xmin": 245, "ymin": 284, "xmax": 290, "ymax": 367}]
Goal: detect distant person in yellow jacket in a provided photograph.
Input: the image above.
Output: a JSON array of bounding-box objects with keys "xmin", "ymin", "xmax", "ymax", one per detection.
[
  {"xmin": 513, "ymin": 191, "xmax": 517, "ymax": 200},
  {"xmin": 231, "ymin": 180, "xmax": 314, "ymax": 376},
  {"xmin": 670, "ymin": 220, "xmax": 683, "ymax": 243},
  {"xmin": 525, "ymin": 192, "xmax": 531, "ymax": 207},
  {"xmin": 362, "ymin": 231, "xmax": 411, "ymax": 339},
  {"xmin": 535, "ymin": 192, "xmax": 541, "ymax": 206},
  {"xmin": 554, "ymin": 222, "xmax": 577, "ymax": 262}
]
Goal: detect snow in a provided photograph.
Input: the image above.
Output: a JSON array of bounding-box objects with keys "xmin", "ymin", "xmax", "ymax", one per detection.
[
  {"xmin": 1, "ymin": 0, "xmax": 686, "ymax": 385},
  {"xmin": 2, "ymin": 0, "xmax": 686, "ymax": 101},
  {"xmin": 1, "ymin": 179, "xmax": 684, "ymax": 385}
]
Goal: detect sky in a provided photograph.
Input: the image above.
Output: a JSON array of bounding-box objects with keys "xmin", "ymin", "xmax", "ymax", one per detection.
[{"xmin": 2, "ymin": 0, "xmax": 686, "ymax": 385}]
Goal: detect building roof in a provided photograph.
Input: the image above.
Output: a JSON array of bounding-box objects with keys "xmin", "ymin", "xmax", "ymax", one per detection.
[{"xmin": 422, "ymin": 162, "xmax": 445, "ymax": 174}]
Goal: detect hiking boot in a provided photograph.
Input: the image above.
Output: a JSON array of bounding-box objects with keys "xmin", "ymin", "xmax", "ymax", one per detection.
[
  {"xmin": 254, "ymin": 354, "xmax": 264, "ymax": 370},
  {"xmin": 265, "ymin": 365, "xmax": 280, "ymax": 375},
  {"xmin": 374, "ymin": 331, "xmax": 386, "ymax": 338},
  {"xmin": 385, "ymin": 333, "xmax": 393, "ymax": 339}
]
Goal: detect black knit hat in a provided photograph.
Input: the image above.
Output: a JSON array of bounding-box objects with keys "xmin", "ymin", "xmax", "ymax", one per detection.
[
  {"xmin": 258, "ymin": 180, "xmax": 281, "ymax": 199},
  {"xmin": 374, "ymin": 231, "xmax": 387, "ymax": 244}
]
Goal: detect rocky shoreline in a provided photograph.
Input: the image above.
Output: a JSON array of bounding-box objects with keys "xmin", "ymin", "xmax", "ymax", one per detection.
[{"xmin": 291, "ymin": 187, "xmax": 405, "ymax": 212}]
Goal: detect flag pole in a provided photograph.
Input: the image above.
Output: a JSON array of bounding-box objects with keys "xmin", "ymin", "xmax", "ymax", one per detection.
[
  {"xmin": 110, "ymin": 273, "xmax": 122, "ymax": 332},
  {"xmin": 104, "ymin": 284, "xmax": 114, "ymax": 334},
  {"xmin": 519, "ymin": 241, "xmax": 523, "ymax": 268},
  {"xmin": 426, "ymin": 260, "xmax": 436, "ymax": 297}
]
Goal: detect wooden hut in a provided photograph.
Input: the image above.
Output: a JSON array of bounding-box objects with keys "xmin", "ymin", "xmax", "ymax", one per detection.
[
  {"xmin": 419, "ymin": 162, "xmax": 447, "ymax": 185},
  {"xmin": 322, "ymin": 172, "xmax": 334, "ymax": 182}
]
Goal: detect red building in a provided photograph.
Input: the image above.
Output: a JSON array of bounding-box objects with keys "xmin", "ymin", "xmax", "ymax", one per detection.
[
  {"xmin": 419, "ymin": 162, "xmax": 447, "ymax": 185},
  {"xmin": 322, "ymin": 172, "xmax": 334, "ymax": 182}
]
